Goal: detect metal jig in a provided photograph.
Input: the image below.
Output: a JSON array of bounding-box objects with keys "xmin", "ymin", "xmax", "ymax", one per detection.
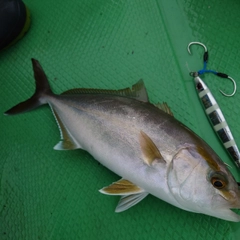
[
  {"xmin": 187, "ymin": 42, "xmax": 240, "ymax": 168},
  {"xmin": 193, "ymin": 74, "xmax": 240, "ymax": 168},
  {"xmin": 187, "ymin": 41, "xmax": 237, "ymax": 97}
]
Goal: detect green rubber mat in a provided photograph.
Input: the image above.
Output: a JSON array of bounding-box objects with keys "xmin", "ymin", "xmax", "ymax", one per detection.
[{"xmin": 1, "ymin": 0, "xmax": 240, "ymax": 239}]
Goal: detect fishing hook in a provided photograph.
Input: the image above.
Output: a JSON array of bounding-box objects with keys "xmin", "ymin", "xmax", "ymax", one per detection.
[
  {"xmin": 188, "ymin": 41, "xmax": 208, "ymax": 55},
  {"xmin": 187, "ymin": 42, "xmax": 237, "ymax": 97}
]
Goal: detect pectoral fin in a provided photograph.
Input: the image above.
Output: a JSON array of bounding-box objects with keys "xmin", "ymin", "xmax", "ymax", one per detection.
[
  {"xmin": 139, "ymin": 131, "xmax": 166, "ymax": 165},
  {"xmin": 51, "ymin": 107, "xmax": 82, "ymax": 150},
  {"xmin": 99, "ymin": 179, "xmax": 144, "ymax": 195},
  {"xmin": 115, "ymin": 192, "xmax": 149, "ymax": 212}
]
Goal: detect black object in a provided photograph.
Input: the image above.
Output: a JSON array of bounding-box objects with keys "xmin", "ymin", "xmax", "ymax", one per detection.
[{"xmin": 0, "ymin": 0, "xmax": 30, "ymax": 51}]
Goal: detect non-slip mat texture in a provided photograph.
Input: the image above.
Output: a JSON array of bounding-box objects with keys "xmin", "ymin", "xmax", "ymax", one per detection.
[{"xmin": 1, "ymin": 0, "xmax": 240, "ymax": 239}]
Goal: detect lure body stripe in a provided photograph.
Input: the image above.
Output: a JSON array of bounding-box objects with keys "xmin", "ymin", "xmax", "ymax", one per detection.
[{"xmin": 194, "ymin": 76, "xmax": 240, "ymax": 168}]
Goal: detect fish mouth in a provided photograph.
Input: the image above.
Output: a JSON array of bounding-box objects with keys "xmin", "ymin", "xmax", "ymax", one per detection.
[
  {"xmin": 210, "ymin": 194, "xmax": 240, "ymax": 221},
  {"xmin": 208, "ymin": 207, "xmax": 240, "ymax": 222},
  {"xmin": 222, "ymin": 204, "xmax": 240, "ymax": 221},
  {"xmin": 227, "ymin": 209, "xmax": 240, "ymax": 222}
]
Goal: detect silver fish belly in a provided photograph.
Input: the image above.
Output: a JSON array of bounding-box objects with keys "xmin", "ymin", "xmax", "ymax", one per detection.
[
  {"xmin": 48, "ymin": 93, "xmax": 190, "ymax": 205},
  {"xmin": 4, "ymin": 59, "xmax": 240, "ymax": 222}
]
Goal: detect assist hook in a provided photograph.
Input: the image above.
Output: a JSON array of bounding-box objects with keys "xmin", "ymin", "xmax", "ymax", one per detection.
[
  {"xmin": 187, "ymin": 42, "xmax": 237, "ymax": 97},
  {"xmin": 188, "ymin": 42, "xmax": 208, "ymax": 56}
]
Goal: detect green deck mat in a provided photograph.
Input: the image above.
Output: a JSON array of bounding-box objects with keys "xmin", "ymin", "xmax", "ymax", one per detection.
[{"xmin": 1, "ymin": 0, "xmax": 240, "ymax": 239}]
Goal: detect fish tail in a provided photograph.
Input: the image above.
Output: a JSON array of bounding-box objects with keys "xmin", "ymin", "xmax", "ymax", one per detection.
[{"xmin": 4, "ymin": 58, "xmax": 53, "ymax": 115}]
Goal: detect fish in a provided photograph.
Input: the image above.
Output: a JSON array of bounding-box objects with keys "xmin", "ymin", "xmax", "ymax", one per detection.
[
  {"xmin": 4, "ymin": 59, "xmax": 240, "ymax": 222},
  {"xmin": 193, "ymin": 74, "xmax": 240, "ymax": 168}
]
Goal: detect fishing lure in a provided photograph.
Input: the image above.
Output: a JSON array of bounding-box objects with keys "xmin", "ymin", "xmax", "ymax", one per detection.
[{"xmin": 188, "ymin": 42, "xmax": 240, "ymax": 168}]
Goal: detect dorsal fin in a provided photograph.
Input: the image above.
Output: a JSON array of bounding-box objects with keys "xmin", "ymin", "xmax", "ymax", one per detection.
[
  {"xmin": 155, "ymin": 102, "xmax": 174, "ymax": 116},
  {"xmin": 61, "ymin": 80, "xmax": 149, "ymax": 102}
]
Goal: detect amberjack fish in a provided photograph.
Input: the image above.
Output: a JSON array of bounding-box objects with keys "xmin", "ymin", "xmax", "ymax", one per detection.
[{"xmin": 4, "ymin": 59, "xmax": 240, "ymax": 221}]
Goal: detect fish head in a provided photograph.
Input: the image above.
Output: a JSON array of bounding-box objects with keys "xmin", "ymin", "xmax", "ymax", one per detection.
[{"xmin": 167, "ymin": 143, "xmax": 240, "ymax": 222}]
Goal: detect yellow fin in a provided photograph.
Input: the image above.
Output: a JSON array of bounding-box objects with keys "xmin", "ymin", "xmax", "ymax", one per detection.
[
  {"xmin": 99, "ymin": 179, "xmax": 144, "ymax": 195},
  {"xmin": 139, "ymin": 131, "xmax": 166, "ymax": 165},
  {"xmin": 155, "ymin": 102, "xmax": 174, "ymax": 117},
  {"xmin": 61, "ymin": 80, "xmax": 149, "ymax": 102}
]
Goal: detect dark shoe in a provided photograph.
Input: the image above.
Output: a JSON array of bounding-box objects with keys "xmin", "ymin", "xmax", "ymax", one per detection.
[{"xmin": 0, "ymin": 0, "xmax": 31, "ymax": 51}]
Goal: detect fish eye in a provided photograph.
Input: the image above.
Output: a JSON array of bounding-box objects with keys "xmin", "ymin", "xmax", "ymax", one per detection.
[
  {"xmin": 209, "ymin": 171, "xmax": 228, "ymax": 190},
  {"xmin": 211, "ymin": 177, "xmax": 226, "ymax": 189}
]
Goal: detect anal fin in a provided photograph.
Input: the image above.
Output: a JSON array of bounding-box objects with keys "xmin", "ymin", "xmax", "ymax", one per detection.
[{"xmin": 51, "ymin": 107, "xmax": 82, "ymax": 150}]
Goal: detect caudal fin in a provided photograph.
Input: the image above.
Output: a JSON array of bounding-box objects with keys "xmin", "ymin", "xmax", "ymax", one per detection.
[{"xmin": 4, "ymin": 59, "xmax": 53, "ymax": 115}]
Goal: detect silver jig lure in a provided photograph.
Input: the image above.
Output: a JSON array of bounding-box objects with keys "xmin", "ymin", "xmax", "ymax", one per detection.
[{"xmin": 188, "ymin": 42, "xmax": 240, "ymax": 168}]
